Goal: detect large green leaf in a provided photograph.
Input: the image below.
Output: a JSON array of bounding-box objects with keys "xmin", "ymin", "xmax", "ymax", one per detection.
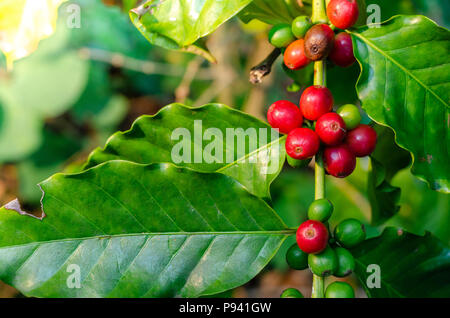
[
  {"xmin": 350, "ymin": 15, "xmax": 450, "ymax": 193},
  {"xmin": 238, "ymin": 0, "xmax": 311, "ymax": 25},
  {"xmin": 0, "ymin": 161, "xmax": 292, "ymax": 297},
  {"xmin": 129, "ymin": 0, "xmax": 252, "ymax": 62},
  {"xmin": 351, "ymin": 227, "xmax": 450, "ymax": 297},
  {"xmin": 84, "ymin": 103, "xmax": 286, "ymax": 199}
]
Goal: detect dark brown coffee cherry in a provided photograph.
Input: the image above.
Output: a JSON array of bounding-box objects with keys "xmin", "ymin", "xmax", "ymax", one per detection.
[{"xmin": 304, "ymin": 24, "xmax": 335, "ymax": 61}]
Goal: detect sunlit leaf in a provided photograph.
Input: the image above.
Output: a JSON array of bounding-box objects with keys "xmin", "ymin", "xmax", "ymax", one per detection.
[
  {"xmin": 0, "ymin": 0, "xmax": 67, "ymax": 66},
  {"xmin": 129, "ymin": 0, "xmax": 253, "ymax": 62}
]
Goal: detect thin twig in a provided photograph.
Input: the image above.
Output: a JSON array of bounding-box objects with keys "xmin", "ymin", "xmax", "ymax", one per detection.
[
  {"xmin": 249, "ymin": 48, "xmax": 281, "ymax": 84},
  {"xmin": 175, "ymin": 56, "xmax": 203, "ymax": 103}
]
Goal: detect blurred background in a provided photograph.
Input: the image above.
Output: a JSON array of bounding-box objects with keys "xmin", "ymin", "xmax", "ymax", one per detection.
[{"xmin": 0, "ymin": 0, "xmax": 448, "ymax": 298}]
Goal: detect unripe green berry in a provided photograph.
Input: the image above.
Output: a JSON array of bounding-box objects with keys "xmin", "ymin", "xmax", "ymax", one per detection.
[
  {"xmin": 286, "ymin": 243, "xmax": 309, "ymax": 270},
  {"xmin": 308, "ymin": 246, "xmax": 337, "ymax": 277},
  {"xmin": 334, "ymin": 218, "xmax": 366, "ymax": 248},
  {"xmin": 291, "ymin": 16, "xmax": 313, "ymax": 38},
  {"xmin": 287, "ymin": 155, "xmax": 312, "ymax": 168},
  {"xmin": 334, "ymin": 247, "xmax": 355, "ymax": 277},
  {"xmin": 336, "ymin": 104, "xmax": 361, "ymax": 130},
  {"xmin": 269, "ymin": 24, "xmax": 296, "ymax": 48},
  {"xmin": 281, "ymin": 288, "xmax": 304, "ymax": 298},
  {"xmin": 325, "ymin": 281, "xmax": 355, "ymax": 298},
  {"xmin": 307, "ymin": 198, "xmax": 333, "ymax": 222}
]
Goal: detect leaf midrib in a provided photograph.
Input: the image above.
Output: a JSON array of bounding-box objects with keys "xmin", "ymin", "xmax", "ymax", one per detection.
[
  {"xmin": 350, "ymin": 31, "xmax": 449, "ymax": 108},
  {"xmin": 0, "ymin": 229, "xmax": 296, "ymax": 251}
]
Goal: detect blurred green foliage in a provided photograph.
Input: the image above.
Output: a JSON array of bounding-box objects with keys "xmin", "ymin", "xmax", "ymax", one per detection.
[{"xmin": 0, "ymin": 0, "xmax": 171, "ymax": 203}]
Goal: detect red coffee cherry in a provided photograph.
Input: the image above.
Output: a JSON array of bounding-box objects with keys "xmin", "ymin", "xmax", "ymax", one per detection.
[
  {"xmin": 345, "ymin": 124, "xmax": 377, "ymax": 157},
  {"xmin": 316, "ymin": 112, "xmax": 347, "ymax": 146},
  {"xmin": 285, "ymin": 128, "xmax": 320, "ymax": 160},
  {"xmin": 327, "ymin": 0, "xmax": 359, "ymax": 30},
  {"xmin": 324, "ymin": 145, "xmax": 356, "ymax": 178},
  {"xmin": 300, "ymin": 86, "xmax": 334, "ymax": 121},
  {"xmin": 296, "ymin": 220, "xmax": 329, "ymax": 254},
  {"xmin": 267, "ymin": 100, "xmax": 303, "ymax": 134},
  {"xmin": 284, "ymin": 39, "xmax": 311, "ymax": 70},
  {"xmin": 329, "ymin": 32, "xmax": 356, "ymax": 67},
  {"xmin": 304, "ymin": 24, "xmax": 335, "ymax": 61}
]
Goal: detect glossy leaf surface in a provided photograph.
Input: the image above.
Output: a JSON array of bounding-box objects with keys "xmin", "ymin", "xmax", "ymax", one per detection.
[
  {"xmin": 85, "ymin": 103, "xmax": 286, "ymax": 199},
  {"xmin": 239, "ymin": 0, "xmax": 311, "ymax": 25},
  {"xmin": 0, "ymin": 162, "xmax": 292, "ymax": 297},
  {"xmin": 352, "ymin": 227, "xmax": 450, "ymax": 297},
  {"xmin": 350, "ymin": 15, "xmax": 450, "ymax": 192},
  {"xmin": 129, "ymin": 0, "xmax": 252, "ymax": 62}
]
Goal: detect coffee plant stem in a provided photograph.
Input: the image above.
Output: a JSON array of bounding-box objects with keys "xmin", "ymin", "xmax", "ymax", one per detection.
[
  {"xmin": 311, "ymin": 0, "xmax": 328, "ymax": 299},
  {"xmin": 249, "ymin": 48, "xmax": 281, "ymax": 84},
  {"xmin": 312, "ymin": 152, "xmax": 326, "ymax": 298},
  {"xmin": 312, "ymin": 0, "xmax": 328, "ymax": 24},
  {"xmin": 314, "ymin": 152, "xmax": 326, "ymax": 201}
]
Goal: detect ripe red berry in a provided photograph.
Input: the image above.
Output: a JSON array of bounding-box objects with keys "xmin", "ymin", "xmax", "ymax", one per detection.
[
  {"xmin": 267, "ymin": 100, "xmax": 303, "ymax": 134},
  {"xmin": 296, "ymin": 220, "xmax": 329, "ymax": 254},
  {"xmin": 285, "ymin": 128, "xmax": 320, "ymax": 160},
  {"xmin": 345, "ymin": 124, "xmax": 377, "ymax": 157},
  {"xmin": 323, "ymin": 145, "xmax": 356, "ymax": 178},
  {"xmin": 284, "ymin": 39, "xmax": 311, "ymax": 70},
  {"xmin": 329, "ymin": 32, "xmax": 356, "ymax": 67},
  {"xmin": 300, "ymin": 86, "xmax": 334, "ymax": 121},
  {"xmin": 327, "ymin": 0, "xmax": 359, "ymax": 30},
  {"xmin": 304, "ymin": 24, "xmax": 335, "ymax": 61},
  {"xmin": 316, "ymin": 112, "xmax": 347, "ymax": 146}
]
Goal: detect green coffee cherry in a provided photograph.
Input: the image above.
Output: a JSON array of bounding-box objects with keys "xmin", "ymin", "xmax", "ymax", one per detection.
[
  {"xmin": 336, "ymin": 104, "xmax": 361, "ymax": 130},
  {"xmin": 334, "ymin": 247, "xmax": 355, "ymax": 277},
  {"xmin": 308, "ymin": 246, "xmax": 337, "ymax": 277},
  {"xmin": 307, "ymin": 198, "xmax": 333, "ymax": 222},
  {"xmin": 334, "ymin": 218, "xmax": 366, "ymax": 248},
  {"xmin": 287, "ymin": 155, "xmax": 312, "ymax": 168},
  {"xmin": 269, "ymin": 24, "xmax": 296, "ymax": 48},
  {"xmin": 325, "ymin": 281, "xmax": 355, "ymax": 298},
  {"xmin": 286, "ymin": 243, "xmax": 309, "ymax": 270},
  {"xmin": 281, "ymin": 288, "xmax": 304, "ymax": 298},
  {"xmin": 291, "ymin": 16, "xmax": 313, "ymax": 38}
]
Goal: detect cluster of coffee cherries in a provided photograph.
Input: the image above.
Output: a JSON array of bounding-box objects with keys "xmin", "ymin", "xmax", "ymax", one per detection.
[
  {"xmin": 267, "ymin": 0, "xmax": 377, "ymax": 178},
  {"xmin": 268, "ymin": 97, "xmax": 377, "ymax": 178},
  {"xmin": 286, "ymin": 199, "xmax": 366, "ymax": 298},
  {"xmin": 269, "ymin": 0, "xmax": 359, "ymax": 70},
  {"xmin": 268, "ymin": 1, "xmax": 370, "ymax": 298}
]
